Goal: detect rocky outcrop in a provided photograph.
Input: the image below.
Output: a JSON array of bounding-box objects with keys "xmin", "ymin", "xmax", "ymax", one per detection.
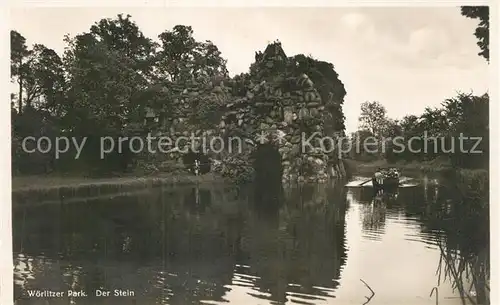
[
  {"xmin": 144, "ymin": 41, "xmax": 347, "ymax": 183},
  {"xmin": 220, "ymin": 42, "xmax": 347, "ymax": 183}
]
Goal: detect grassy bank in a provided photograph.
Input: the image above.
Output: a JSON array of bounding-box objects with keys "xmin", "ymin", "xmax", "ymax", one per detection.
[
  {"xmin": 12, "ymin": 172, "xmax": 228, "ymax": 206},
  {"xmin": 343, "ymin": 158, "xmax": 454, "ymax": 178}
]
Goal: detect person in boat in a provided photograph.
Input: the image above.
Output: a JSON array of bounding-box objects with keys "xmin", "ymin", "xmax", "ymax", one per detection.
[{"xmin": 388, "ymin": 168, "xmax": 401, "ymax": 179}]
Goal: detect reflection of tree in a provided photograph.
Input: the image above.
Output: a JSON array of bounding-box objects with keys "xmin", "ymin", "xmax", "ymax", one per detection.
[
  {"xmin": 13, "ymin": 182, "xmax": 349, "ymax": 304},
  {"xmin": 359, "ymin": 199, "xmax": 386, "ymax": 238},
  {"xmin": 13, "ymin": 186, "xmax": 240, "ymax": 304},
  {"xmin": 436, "ymin": 236, "xmax": 489, "ymax": 305},
  {"xmin": 349, "ymin": 188, "xmax": 388, "ymax": 239},
  {"xmin": 406, "ymin": 177, "xmax": 490, "ymax": 305},
  {"xmin": 432, "ymin": 193, "xmax": 490, "ymax": 305},
  {"xmin": 349, "ymin": 187, "xmax": 375, "ymax": 204}
]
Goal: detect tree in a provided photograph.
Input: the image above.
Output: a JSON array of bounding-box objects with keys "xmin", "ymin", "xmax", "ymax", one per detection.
[
  {"xmin": 442, "ymin": 93, "xmax": 489, "ymax": 168},
  {"xmin": 419, "ymin": 107, "xmax": 448, "ymax": 137},
  {"xmin": 349, "ymin": 129, "xmax": 378, "ymax": 161},
  {"xmin": 54, "ymin": 15, "xmax": 159, "ymax": 173},
  {"xmin": 10, "ymin": 31, "xmax": 67, "ymax": 174},
  {"xmin": 62, "ymin": 14, "xmax": 156, "ymax": 135},
  {"xmin": 358, "ymin": 101, "xmax": 387, "ymax": 137},
  {"xmin": 156, "ymin": 25, "xmax": 228, "ymax": 82},
  {"xmin": 155, "ymin": 25, "xmax": 229, "ymax": 131},
  {"xmin": 11, "ymin": 31, "xmax": 67, "ymax": 115},
  {"xmin": 378, "ymin": 92, "xmax": 489, "ymax": 167},
  {"xmin": 89, "ymin": 14, "xmax": 157, "ymax": 72},
  {"xmin": 64, "ymin": 40, "xmax": 145, "ymax": 134},
  {"xmin": 10, "ymin": 30, "xmax": 31, "ymax": 113},
  {"xmin": 22, "ymin": 44, "xmax": 66, "ymax": 111},
  {"xmin": 461, "ymin": 6, "xmax": 489, "ymax": 61},
  {"xmin": 399, "ymin": 115, "xmax": 419, "ymax": 135}
]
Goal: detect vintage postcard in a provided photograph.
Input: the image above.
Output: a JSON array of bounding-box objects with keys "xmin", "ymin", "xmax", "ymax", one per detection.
[{"xmin": 1, "ymin": 2, "xmax": 496, "ymax": 305}]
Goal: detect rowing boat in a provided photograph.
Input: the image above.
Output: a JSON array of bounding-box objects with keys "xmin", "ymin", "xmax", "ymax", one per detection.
[{"xmin": 372, "ymin": 168, "xmax": 400, "ymax": 192}]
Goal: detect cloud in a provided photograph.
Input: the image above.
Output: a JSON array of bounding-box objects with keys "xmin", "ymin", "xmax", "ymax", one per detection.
[
  {"xmin": 408, "ymin": 27, "xmax": 451, "ymax": 59},
  {"xmin": 340, "ymin": 13, "xmax": 367, "ymax": 30},
  {"xmin": 335, "ymin": 8, "xmax": 485, "ymax": 71}
]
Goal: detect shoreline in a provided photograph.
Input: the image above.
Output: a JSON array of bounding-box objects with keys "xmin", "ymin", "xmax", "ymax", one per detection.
[
  {"xmin": 9, "ymin": 159, "xmax": 456, "ymax": 194},
  {"xmin": 343, "ymin": 158, "xmax": 455, "ymax": 178},
  {"xmin": 12, "ymin": 173, "xmax": 227, "ymax": 191},
  {"xmin": 11, "ymin": 173, "xmax": 230, "ymax": 206},
  {"xmin": 12, "ymin": 159, "xmax": 488, "ymax": 206}
]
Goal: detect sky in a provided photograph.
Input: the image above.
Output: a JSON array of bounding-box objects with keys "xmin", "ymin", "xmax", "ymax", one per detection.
[{"xmin": 10, "ymin": 7, "xmax": 489, "ymax": 133}]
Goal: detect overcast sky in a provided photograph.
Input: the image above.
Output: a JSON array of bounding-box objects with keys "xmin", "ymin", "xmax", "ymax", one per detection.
[{"xmin": 11, "ymin": 7, "xmax": 489, "ymax": 133}]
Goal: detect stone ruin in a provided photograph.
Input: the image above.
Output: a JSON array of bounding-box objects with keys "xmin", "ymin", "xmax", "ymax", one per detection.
[
  {"xmin": 220, "ymin": 42, "xmax": 347, "ymax": 183},
  {"xmin": 142, "ymin": 41, "xmax": 347, "ymax": 183}
]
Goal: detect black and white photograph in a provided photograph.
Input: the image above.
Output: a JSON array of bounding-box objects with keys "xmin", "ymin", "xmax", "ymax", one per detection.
[{"xmin": 3, "ymin": 3, "xmax": 494, "ymax": 305}]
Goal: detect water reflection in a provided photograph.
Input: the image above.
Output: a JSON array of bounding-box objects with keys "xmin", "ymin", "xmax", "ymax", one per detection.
[
  {"xmin": 12, "ymin": 178, "xmax": 488, "ymax": 304},
  {"xmin": 345, "ymin": 178, "xmax": 489, "ymax": 305},
  {"xmin": 13, "ymin": 183, "xmax": 347, "ymax": 305},
  {"xmin": 238, "ymin": 181, "xmax": 348, "ymax": 304}
]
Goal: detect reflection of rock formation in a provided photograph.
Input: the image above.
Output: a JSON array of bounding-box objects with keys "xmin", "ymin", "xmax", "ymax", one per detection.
[
  {"xmin": 251, "ymin": 178, "xmax": 283, "ymax": 223},
  {"xmin": 239, "ymin": 182, "xmax": 348, "ymax": 304}
]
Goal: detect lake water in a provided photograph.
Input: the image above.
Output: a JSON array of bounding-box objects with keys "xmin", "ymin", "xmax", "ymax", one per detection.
[{"xmin": 12, "ymin": 177, "xmax": 487, "ymax": 305}]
